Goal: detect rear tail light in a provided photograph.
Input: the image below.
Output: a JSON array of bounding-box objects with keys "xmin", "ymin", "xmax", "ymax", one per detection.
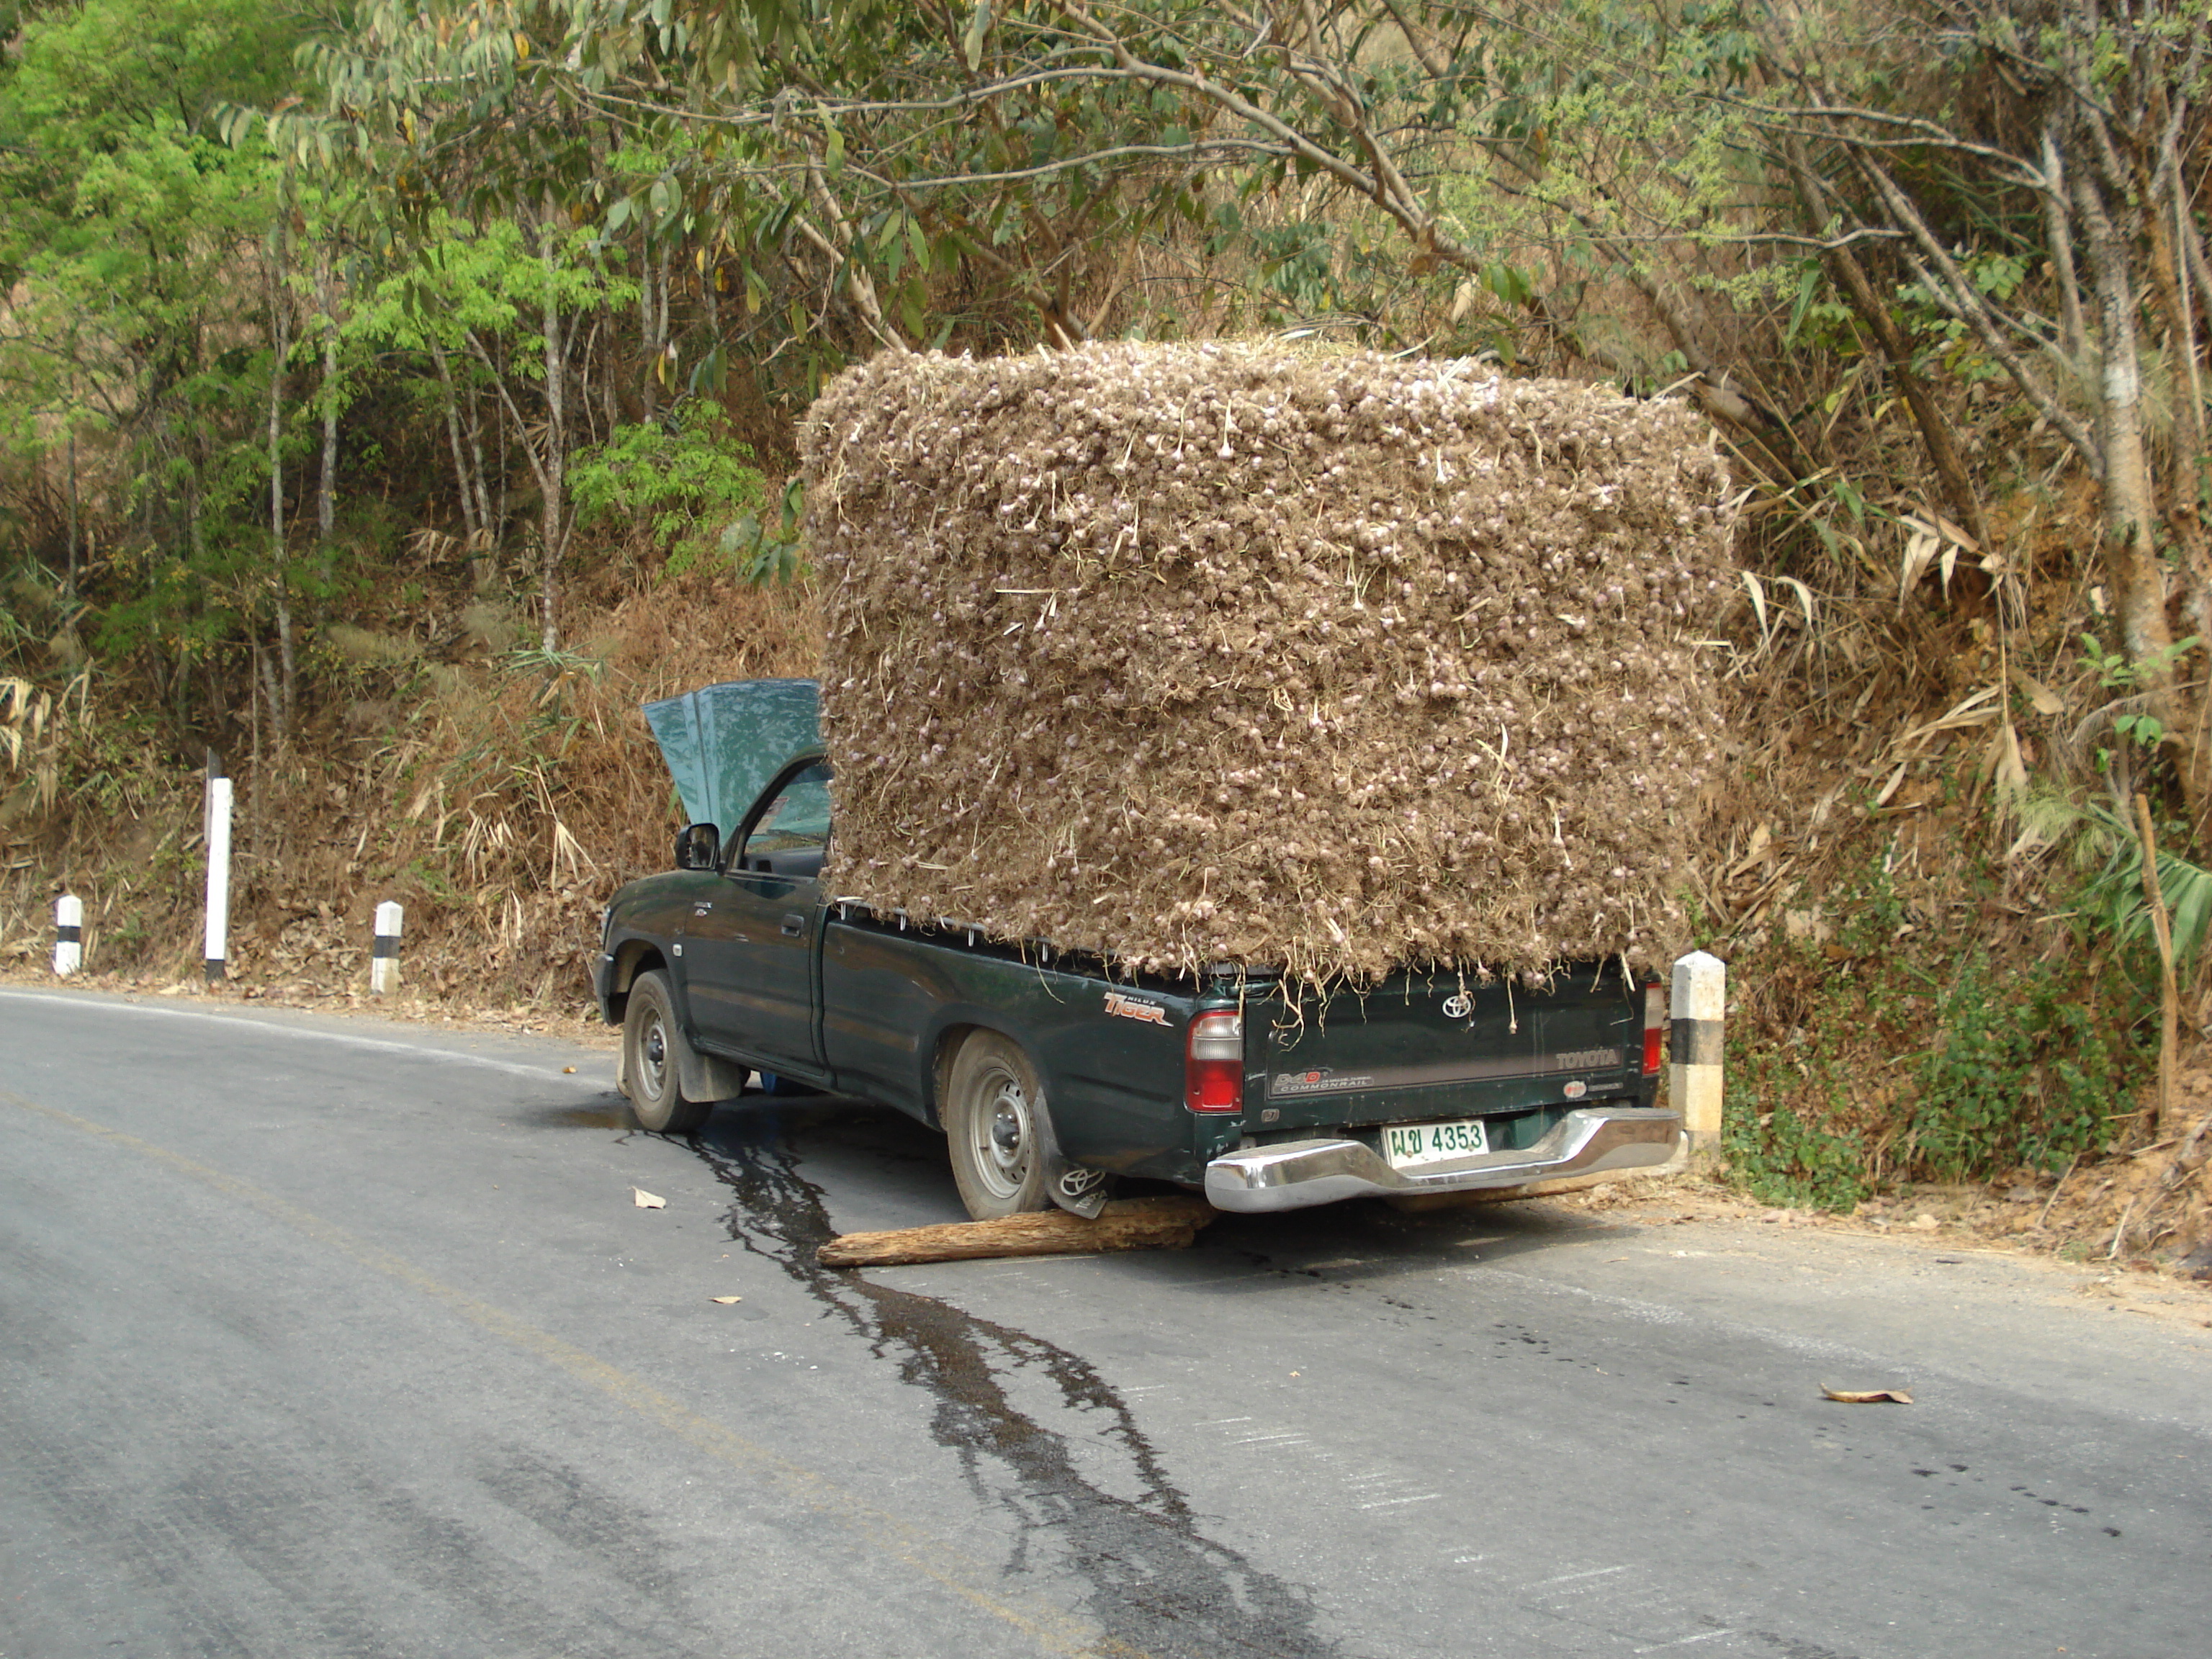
[
  {"xmin": 1185, "ymin": 1011, "xmax": 1246, "ymax": 1112},
  {"xmin": 1642, "ymin": 981, "xmax": 1666, "ymax": 1076}
]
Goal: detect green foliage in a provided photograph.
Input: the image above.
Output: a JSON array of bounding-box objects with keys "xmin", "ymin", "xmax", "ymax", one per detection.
[
  {"xmin": 1436, "ymin": 0, "xmax": 1789, "ymax": 371},
  {"xmin": 2081, "ymin": 631, "xmax": 2199, "ymax": 691},
  {"xmin": 349, "ymin": 212, "xmax": 639, "ymax": 360},
  {"xmin": 1907, "ymin": 954, "xmax": 2131, "ymax": 1181},
  {"xmin": 1719, "ymin": 846, "xmax": 1909, "ymax": 1210},
  {"xmin": 0, "ymin": 1, "xmax": 292, "ymax": 428},
  {"xmin": 570, "ymin": 407, "xmax": 768, "ymax": 577},
  {"xmin": 719, "ymin": 477, "xmax": 807, "ymax": 585},
  {"xmin": 2018, "ymin": 791, "xmax": 2212, "ymax": 981},
  {"xmin": 0, "ymin": 0, "xmax": 306, "ymax": 718},
  {"xmin": 1724, "ymin": 1086, "xmax": 1872, "ymax": 1213},
  {"xmin": 1720, "ymin": 830, "xmax": 2151, "ymax": 1208},
  {"xmin": 400, "ymin": 855, "xmax": 462, "ymax": 902},
  {"xmin": 2077, "ymin": 633, "xmax": 2201, "ymax": 752}
]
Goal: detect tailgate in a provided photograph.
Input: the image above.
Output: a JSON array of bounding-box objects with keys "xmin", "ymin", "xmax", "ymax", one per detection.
[{"xmin": 1255, "ymin": 963, "xmax": 1646, "ymax": 1134}]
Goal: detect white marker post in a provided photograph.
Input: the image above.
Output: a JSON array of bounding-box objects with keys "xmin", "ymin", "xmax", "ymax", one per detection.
[
  {"xmin": 53, "ymin": 894, "xmax": 83, "ymax": 976},
  {"xmin": 1671, "ymin": 950, "xmax": 1725, "ymax": 1154},
  {"xmin": 370, "ymin": 901, "xmax": 403, "ymax": 994},
  {"xmin": 203, "ymin": 775, "xmax": 233, "ymax": 984}
]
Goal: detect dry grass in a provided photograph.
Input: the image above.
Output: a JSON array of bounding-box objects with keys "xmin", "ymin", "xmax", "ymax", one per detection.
[{"xmin": 0, "ymin": 575, "xmax": 822, "ymax": 1010}]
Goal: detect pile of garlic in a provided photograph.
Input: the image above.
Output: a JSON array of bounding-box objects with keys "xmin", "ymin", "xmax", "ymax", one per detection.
[{"xmin": 800, "ymin": 340, "xmax": 1737, "ymax": 985}]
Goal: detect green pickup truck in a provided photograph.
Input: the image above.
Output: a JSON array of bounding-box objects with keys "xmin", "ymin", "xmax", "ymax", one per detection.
[{"xmin": 593, "ymin": 679, "xmax": 1678, "ymax": 1220}]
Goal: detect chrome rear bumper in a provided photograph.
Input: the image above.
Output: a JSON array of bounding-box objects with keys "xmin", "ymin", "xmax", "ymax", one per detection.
[{"xmin": 1203, "ymin": 1106, "xmax": 1679, "ymax": 1215}]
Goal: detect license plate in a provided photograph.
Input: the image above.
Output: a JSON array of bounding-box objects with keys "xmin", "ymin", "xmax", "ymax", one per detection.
[{"xmin": 1381, "ymin": 1118, "xmax": 1489, "ymax": 1169}]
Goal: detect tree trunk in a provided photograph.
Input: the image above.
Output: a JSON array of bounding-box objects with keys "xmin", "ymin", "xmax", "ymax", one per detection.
[
  {"xmin": 639, "ymin": 240, "xmax": 659, "ymax": 423},
  {"xmin": 266, "ymin": 226, "xmax": 295, "ymax": 742},
  {"xmin": 428, "ymin": 335, "xmax": 479, "ymax": 548},
  {"xmin": 2042, "ymin": 128, "xmax": 2089, "ymax": 363},
  {"xmin": 315, "ymin": 249, "xmax": 340, "ymax": 626},
  {"xmin": 1783, "ymin": 143, "xmax": 1994, "ymax": 557},
  {"xmin": 466, "ymin": 375, "xmax": 497, "ymax": 554},
  {"xmin": 2073, "ymin": 153, "xmax": 2209, "ymax": 818},
  {"xmin": 64, "ymin": 433, "xmax": 78, "ymax": 600},
  {"xmin": 2134, "ymin": 793, "xmax": 2178, "ymax": 1136},
  {"xmin": 315, "ymin": 255, "xmax": 338, "ymax": 547},
  {"xmin": 2139, "ymin": 118, "xmax": 2212, "ymax": 653},
  {"xmin": 596, "ymin": 313, "xmax": 619, "ymax": 435},
  {"xmin": 539, "ymin": 203, "xmax": 567, "ymax": 653}
]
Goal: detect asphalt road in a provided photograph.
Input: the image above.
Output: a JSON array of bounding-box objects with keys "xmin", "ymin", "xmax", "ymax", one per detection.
[{"xmin": 3, "ymin": 987, "xmax": 2208, "ymax": 1659}]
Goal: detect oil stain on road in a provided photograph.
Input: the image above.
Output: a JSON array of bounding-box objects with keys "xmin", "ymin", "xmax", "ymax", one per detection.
[{"xmin": 688, "ymin": 1109, "xmax": 1335, "ymax": 1659}]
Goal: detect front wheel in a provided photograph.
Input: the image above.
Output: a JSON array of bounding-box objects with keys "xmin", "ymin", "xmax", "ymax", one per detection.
[
  {"xmin": 944, "ymin": 1031, "xmax": 1054, "ymax": 1220},
  {"xmin": 621, "ymin": 970, "xmax": 712, "ymax": 1134}
]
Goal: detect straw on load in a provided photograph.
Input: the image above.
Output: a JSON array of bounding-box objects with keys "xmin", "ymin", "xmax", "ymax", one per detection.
[{"xmin": 799, "ymin": 341, "xmax": 1737, "ymax": 984}]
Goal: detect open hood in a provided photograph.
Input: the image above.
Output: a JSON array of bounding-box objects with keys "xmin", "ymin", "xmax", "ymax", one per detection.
[{"xmin": 641, "ymin": 678, "xmax": 821, "ymax": 835}]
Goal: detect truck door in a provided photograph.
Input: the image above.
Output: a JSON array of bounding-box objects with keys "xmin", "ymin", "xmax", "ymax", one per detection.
[{"xmin": 681, "ymin": 760, "xmax": 832, "ymax": 1079}]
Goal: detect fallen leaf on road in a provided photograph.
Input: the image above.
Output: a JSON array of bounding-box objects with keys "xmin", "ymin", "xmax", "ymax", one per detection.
[
  {"xmin": 563, "ymin": 1066, "xmax": 576, "ymax": 1074},
  {"xmin": 709, "ymin": 1295, "xmax": 743, "ymax": 1305},
  {"xmin": 1822, "ymin": 1386, "xmax": 1913, "ymax": 1404},
  {"xmin": 633, "ymin": 1188, "xmax": 666, "ymax": 1209}
]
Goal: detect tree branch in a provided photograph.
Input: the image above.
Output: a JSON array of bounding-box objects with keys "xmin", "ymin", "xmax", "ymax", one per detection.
[{"xmin": 1850, "ymin": 150, "xmax": 2104, "ymax": 473}]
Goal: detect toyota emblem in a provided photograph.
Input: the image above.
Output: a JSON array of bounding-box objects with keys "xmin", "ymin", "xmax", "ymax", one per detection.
[{"xmin": 1442, "ymin": 992, "xmax": 1473, "ymax": 1019}]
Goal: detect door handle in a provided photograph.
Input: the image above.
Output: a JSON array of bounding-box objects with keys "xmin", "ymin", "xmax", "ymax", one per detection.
[{"xmin": 780, "ymin": 913, "xmax": 806, "ymax": 938}]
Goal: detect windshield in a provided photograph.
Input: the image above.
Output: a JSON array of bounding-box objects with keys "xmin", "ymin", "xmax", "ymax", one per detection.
[{"xmin": 746, "ymin": 763, "xmax": 832, "ymax": 858}]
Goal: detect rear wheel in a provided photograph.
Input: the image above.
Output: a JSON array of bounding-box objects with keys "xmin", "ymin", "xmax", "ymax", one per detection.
[
  {"xmin": 621, "ymin": 970, "xmax": 711, "ymax": 1134},
  {"xmin": 944, "ymin": 1031, "xmax": 1053, "ymax": 1220}
]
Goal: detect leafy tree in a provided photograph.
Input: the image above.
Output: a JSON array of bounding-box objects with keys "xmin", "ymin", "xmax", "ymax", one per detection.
[
  {"xmin": 267, "ymin": 4, "xmax": 1533, "ymax": 367},
  {"xmin": 0, "ymin": 0, "xmax": 301, "ymax": 732},
  {"xmin": 1744, "ymin": 0, "xmax": 2212, "ymax": 827},
  {"xmin": 342, "ymin": 207, "xmax": 641, "ymax": 648}
]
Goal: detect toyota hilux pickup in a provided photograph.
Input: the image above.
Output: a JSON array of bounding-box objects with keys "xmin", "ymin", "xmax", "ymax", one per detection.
[{"xmin": 593, "ymin": 679, "xmax": 1679, "ymax": 1220}]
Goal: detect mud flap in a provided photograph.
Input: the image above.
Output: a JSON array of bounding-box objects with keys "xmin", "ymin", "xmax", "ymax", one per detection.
[
  {"xmin": 1036, "ymin": 1123, "xmax": 1113, "ymax": 1218},
  {"xmin": 620, "ymin": 1011, "xmax": 750, "ymax": 1104},
  {"xmin": 677, "ymin": 1039, "xmax": 752, "ymax": 1104},
  {"xmin": 1048, "ymin": 1162, "xmax": 1112, "ymax": 1219}
]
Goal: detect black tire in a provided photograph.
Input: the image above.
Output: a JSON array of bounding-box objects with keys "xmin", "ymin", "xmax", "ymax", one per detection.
[
  {"xmin": 621, "ymin": 970, "xmax": 712, "ymax": 1134},
  {"xmin": 943, "ymin": 1030, "xmax": 1055, "ymax": 1220}
]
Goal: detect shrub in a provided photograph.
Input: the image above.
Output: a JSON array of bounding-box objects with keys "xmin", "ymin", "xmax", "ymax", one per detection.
[{"xmin": 571, "ymin": 405, "xmax": 767, "ymax": 577}]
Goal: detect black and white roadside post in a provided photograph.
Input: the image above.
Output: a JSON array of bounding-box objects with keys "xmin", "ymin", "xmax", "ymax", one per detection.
[
  {"xmin": 1671, "ymin": 950, "xmax": 1725, "ymax": 1154},
  {"xmin": 53, "ymin": 894, "xmax": 82, "ymax": 976},
  {"xmin": 370, "ymin": 902, "xmax": 403, "ymax": 995},
  {"xmin": 203, "ymin": 773, "xmax": 233, "ymax": 984}
]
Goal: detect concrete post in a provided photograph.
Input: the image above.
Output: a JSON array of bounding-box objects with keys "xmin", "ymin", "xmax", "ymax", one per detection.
[
  {"xmin": 203, "ymin": 777, "xmax": 233, "ymax": 984},
  {"xmin": 370, "ymin": 901, "xmax": 403, "ymax": 995},
  {"xmin": 53, "ymin": 894, "xmax": 82, "ymax": 976},
  {"xmin": 1671, "ymin": 950, "xmax": 1725, "ymax": 1154}
]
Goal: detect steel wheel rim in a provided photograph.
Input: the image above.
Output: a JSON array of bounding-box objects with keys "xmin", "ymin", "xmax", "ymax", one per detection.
[
  {"xmin": 970, "ymin": 1063, "xmax": 1033, "ymax": 1199},
  {"xmin": 639, "ymin": 1011, "xmax": 668, "ymax": 1100}
]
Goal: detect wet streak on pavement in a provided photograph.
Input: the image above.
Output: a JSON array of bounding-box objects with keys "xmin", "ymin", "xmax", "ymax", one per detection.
[{"xmin": 689, "ymin": 1110, "xmax": 1335, "ymax": 1659}]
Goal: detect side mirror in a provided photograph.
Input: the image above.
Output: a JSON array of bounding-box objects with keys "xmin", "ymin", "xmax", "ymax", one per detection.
[{"xmin": 675, "ymin": 823, "xmax": 721, "ymax": 871}]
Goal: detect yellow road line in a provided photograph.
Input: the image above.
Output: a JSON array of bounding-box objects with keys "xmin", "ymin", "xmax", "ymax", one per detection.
[{"xmin": 2, "ymin": 1087, "xmax": 1122, "ymax": 1658}]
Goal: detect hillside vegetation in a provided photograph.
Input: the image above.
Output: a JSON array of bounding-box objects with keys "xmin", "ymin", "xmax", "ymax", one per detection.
[{"xmin": 4, "ymin": 0, "xmax": 2211, "ymax": 1260}]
